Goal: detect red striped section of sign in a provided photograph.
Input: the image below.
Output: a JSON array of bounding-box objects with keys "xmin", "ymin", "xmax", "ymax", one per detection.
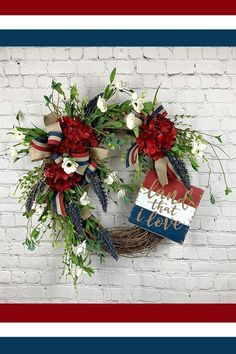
[{"xmin": 143, "ymin": 170, "xmax": 204, "ymax": 208}]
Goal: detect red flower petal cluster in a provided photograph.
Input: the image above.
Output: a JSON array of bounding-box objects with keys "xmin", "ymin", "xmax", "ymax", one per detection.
[
  {"xmin": 136, "ymin": 114, "xmax": 177, "ymax": 160},
  {"xmin": 45, "ymin": 162, "xmax": 82, "ymax": 192},
  {"xmin": 57, "ymin": 116, "xmax": 99, "ymax": 154}
]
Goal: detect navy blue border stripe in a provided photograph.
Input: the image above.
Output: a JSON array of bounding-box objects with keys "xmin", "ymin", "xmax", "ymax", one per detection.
[
  {"xmin": 0, "ymin": 338, "xmax": 236, "ymax": 353},
  {"xmin": 1, "ymin": 30, "xmax": 236, "ymax": 46}
]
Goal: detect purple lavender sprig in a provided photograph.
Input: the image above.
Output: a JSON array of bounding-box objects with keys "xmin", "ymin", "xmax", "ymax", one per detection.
[
  {"xmin": 25, "ymin": 180, "xmax": 45, "ymax": 213},
  {"xmin": 90, "ymin": 174, "xmax": 108, "ymax": 212},
  {"xmin": 167, "ymin": 152, "xmax": 191, "ymax": 190},
  {"xmin": 67, "ymin": 202, "xmax": 83, "ymax": 236},
  {"xmin": 84, "ymin": 93, "xmax": 103, "ymax": 118},
  {"xmin": 97, "ymin": 227, "xmax": 118, "ymax": 261}
]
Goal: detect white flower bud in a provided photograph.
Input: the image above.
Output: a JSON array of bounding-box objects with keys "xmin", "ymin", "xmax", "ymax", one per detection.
[
  {"xmin": 126, "ymin": 113, "xmax": 142, "ymax": 130},
  {"xmin": 80, "ymin": 192, "xmax": 90, "ymax": 206},
  {"xmin": 97, "ymin": 96, "xmax": 108, "ymax": 113}
]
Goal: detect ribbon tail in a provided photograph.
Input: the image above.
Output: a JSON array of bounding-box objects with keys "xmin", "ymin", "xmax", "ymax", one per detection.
[
  {"xmin": 154, "ymin": 158, "xmax": 168, "ymax": 186},
  {"xmin": 89, "ymin": 147, "xmax": 109, "ymax": 160},
  {"xmin": 126, "ymin": 142, "xmax": 139, "ymax": 168},
  {"xmin": 81, "ymin": 207, "xmax": 92, "ymax": 220},
  {"xmin": 86, "ymin": 161, "xmax": 97, "ymax": 176},
  {"xmin": 52, "ymin": 191, "xmax": 67, "ymax": 216},
  {"xmin": 84, "ymin": 161, "xmax": 98, "ymax": 184},
  {"xmin": 44, "ymin": 113, "xmax": 61, "ymax": 126}
]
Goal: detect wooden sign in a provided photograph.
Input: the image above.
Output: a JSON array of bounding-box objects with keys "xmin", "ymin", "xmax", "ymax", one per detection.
[{"xmin": 129, "ymin": 170, "xmax": 204, "ymax": 244}]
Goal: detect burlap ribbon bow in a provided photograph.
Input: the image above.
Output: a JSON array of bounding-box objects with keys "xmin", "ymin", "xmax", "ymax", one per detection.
[
  {"xmin": 30, "ymin": 113, "xmax": 108, "ymax": 216},
  {"xmin": 126, "ymin": 103, "xmax": 178, "ymax": 186}
]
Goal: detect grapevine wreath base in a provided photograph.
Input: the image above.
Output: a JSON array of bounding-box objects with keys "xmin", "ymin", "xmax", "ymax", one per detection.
[
  {"xmin": 8, "ymin": 68, "xmax": 231, "ymax": 284},
  {"xmin": 109, "ymin": 226, "xmax": 162, "ymax": 255}
]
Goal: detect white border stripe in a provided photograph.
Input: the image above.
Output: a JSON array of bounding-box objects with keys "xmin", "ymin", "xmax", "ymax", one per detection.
[
  {"xmin": 0, "ymin": 15, "xmax": 236, "ymax": 30},
  {"xmin": 0, "ymin": 323, "xmax": 236, "ymax": 337}
]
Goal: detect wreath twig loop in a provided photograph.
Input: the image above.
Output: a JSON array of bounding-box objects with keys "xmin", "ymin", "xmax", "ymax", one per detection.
[{"xmin": 110, "ymin": 226, "xmax": 162, "ymax": 255}]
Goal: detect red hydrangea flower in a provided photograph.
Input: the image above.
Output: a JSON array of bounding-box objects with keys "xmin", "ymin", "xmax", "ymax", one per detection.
[
  {"xmin": 57, "ymin": 116, "xmax": 99, "ymax": 154},
  {"xmin": 45, "ymin": 162, "xmax": 82, "ymax": 192},
  {"xmin": 136, "ymin": 114, "xmax": 177, "ymax": 160}
]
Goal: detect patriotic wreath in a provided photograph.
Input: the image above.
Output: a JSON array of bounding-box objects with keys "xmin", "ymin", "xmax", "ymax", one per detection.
[{"xmin": 8, "ymin": 69, "xmax": 231, "ymax": 284}]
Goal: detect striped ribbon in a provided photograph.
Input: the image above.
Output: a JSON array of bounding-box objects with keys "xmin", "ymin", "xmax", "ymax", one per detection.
[
  {"xmin": 51, "ymin": 152, "xmax": 63, "ymax": 165},
  {"xmin": 30, "ymin": 114, "xmax": 108, "ymax": 217},
  {"xmin": 151, "ymin": 101, "xmax": 167, "ymax": 118},
  {"xmin": 126, "ymin": 142, "xmax": 139, "ymax": 169},
  {"xmin": 47, "ymin": 131, "xmax": 63, "ymax": 146},
  {"xmin": 71, "ymin": 152, "xmax": 90, "ymax": 175},
  {"xmin": 30, "ymin": 116, "xmax": 63, "ymax": 161},
  {"xmin": 51, "ymin": 162, "xmax": 98, "ymax": 216},
  {"xmin": 30, "ymin": 136, "xmax": 51, "ymax": 161},
  {"xmin": 126, "ymin": 102, "xmax": 179, "ymax": 187}
]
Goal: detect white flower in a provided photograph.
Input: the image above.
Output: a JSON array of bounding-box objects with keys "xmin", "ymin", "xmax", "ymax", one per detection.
[
  {"xmin": 131, "ymin": 92, "xmax": 138, "ymax": 100},
  {"xmin": 97, "ymin": 96, "xmax": 108, "ymax": 113},
  {"xmin": 104, "ymin": 171, "xmax": 118, "ymax": 185},
  {"xmin": 117, "ymin": 189, "xmax": 126, "ymax": 199},
  {"xmin": 62, "ymin": 157, "xmax": 77, "ymax": 174},
  {"xmin": 80, "ymin": 191, "xmax": 90, "ymax": 206},
  {"xmin": 115, "ymin": 80, "xmax": 126, "ymax": 90},
  {"xmin": 9, "ymin": 146, "xmax": 18, "ymax": 160},
  {"xmin": 126, "ymin": 112, "xmax": 142, "ymax": 130},
  {"xmin": 191, "ymin": 139, "xmax": 207, "ymax": 158},
  {"xmin": 132, "ymin": 97, "xmax": 144, "ymax": 113},
  {"xmin": 35, "ymin": 204, "xmax": 47, "ymax": 215},
  {"xmin": 13, "ymin": 127, "xmax": 24, "ymax": 140},
  {"xmin": 75, "ymin": 240, "xmax": 87, "ymax": 256}
]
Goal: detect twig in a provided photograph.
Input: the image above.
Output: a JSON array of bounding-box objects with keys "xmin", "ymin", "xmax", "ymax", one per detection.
[
  {"xmin": 208, "ymin": 142, "xmax": 229, "ymax": 189},
  {"xmin": 26, "ymin": 217, "xmax": 33, "ymax": 240},
  {"xmin": 205, "ymin": 158, "xmax": 213, "ymax": 197},
  {"xmin": 210, "ymin": 143, "xmax": 231, "ymax": 159}
]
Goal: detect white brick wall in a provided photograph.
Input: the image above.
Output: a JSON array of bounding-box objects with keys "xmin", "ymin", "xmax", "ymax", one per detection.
[{"xmin": 0, "ymin": 46, "xmax": 236, "ymax": 303}]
